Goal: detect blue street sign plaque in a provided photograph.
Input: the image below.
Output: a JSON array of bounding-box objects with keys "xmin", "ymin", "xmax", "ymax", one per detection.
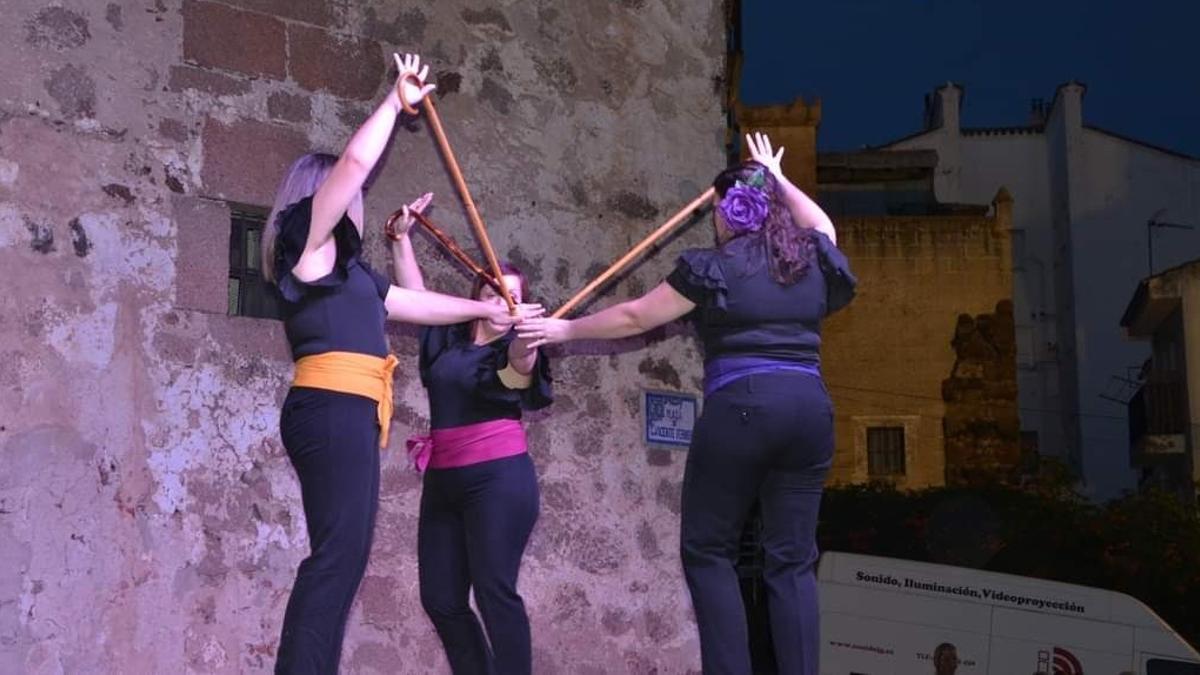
[{"xmin": 644, "ymin": 389, "xmax": 698, "ymax": 448}]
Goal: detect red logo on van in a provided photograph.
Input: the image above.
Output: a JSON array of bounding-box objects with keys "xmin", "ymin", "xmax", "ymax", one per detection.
[{"xmin": 1038, "ymin": 647, "xmax": 1083, "ymax": 675}]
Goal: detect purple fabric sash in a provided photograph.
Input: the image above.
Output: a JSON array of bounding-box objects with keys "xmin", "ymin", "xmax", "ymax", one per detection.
[{"xmin": 704, "ymin": 356, "xmax": 821, "ymax": 397}]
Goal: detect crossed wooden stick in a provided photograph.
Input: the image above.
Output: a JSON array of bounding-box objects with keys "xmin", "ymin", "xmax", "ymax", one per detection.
[{"xmin": 388, "ymin": 72, "xmax": 713, "ymax": 319}]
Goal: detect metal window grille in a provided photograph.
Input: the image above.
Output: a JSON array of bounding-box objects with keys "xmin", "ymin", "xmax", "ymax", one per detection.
[
  {"xmin": 867, "ymin": 426, "xmax": 906, "ymax": 477},
  {"xmin": 228, "ymin": 209, "xmax": 283, "ymax": 320}
]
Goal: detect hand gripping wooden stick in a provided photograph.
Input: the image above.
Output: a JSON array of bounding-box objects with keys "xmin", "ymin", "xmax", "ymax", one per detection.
[
  {"xmin": 551, "ymin": 187, "xmax": 716, "ymax": 319},
  {"xmin": 397, "ymin": 72, "xmax": 515, "ymax": 313},
  {"xmin": 384, "ymin": 207, "xmax": 503, "ymax": 294}
]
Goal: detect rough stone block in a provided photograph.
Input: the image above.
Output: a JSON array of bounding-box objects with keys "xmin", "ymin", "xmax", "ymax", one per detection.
[
  {"xmin": 183, "ymin": 1, "xmax": 286, "ymax": 79},
  {"xmin": 200, "ymin": 117, "xmax": 309, "ymax": 206},
  {"xmin": 167, "ymin": 65, "xmax": 251, "ymax": 97},
  {"xmin": 266, "ymin": 91, "xmax": 310, "ymax": 124},
  {"xmin": 173, "ymin": 195, "xmax": 231, "ymax": 315},
  {"xmin": 287, "ymin": 24, "xmax": 382, "ymax": 101},
  {"xmin": 217, "ymin": 0, "xmax": 333, "ymax": 27},
  {"xmin": 362, "ymin": 6, "xmax": 428, "ymax": 44}
]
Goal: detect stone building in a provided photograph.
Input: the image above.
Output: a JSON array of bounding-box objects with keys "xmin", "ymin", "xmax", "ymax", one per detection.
[
  {"xmin": 734, "ymin": 98, "xmax": 820, "ymax": 195},
  {"xmin": 0, "ymin": 1, "xmax": 727, "ymax": 672},
  {"xmin": 821, "ymin": 188, "xmax": 1018, "ymax": 489},
  {"xmin": 881, "ymin": 82, "xmax": 1200, "ymax": 499}
]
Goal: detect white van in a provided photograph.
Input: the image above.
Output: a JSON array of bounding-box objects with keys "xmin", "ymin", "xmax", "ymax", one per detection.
[{"xmin": 818, "ymin": 551, "xmax": 1200, "ymax": 674}]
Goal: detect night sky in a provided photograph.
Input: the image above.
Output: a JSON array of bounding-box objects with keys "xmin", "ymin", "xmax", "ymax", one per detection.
[{"xmin": 741, "ymin": 0, "xmax": 1200, "ymax": 156}]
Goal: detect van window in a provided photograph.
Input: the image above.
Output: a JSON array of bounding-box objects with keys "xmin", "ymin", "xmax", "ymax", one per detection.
[{"xmin": 1148, "ymin": 659, "xmax": 1200, "ymax": 675}]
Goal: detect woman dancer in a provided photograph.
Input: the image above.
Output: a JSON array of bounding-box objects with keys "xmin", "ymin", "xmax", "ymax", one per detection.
[
  {"xmin": 518, "ymin": 133, "xmax": 855, "ymax": 674},
  {"xmin": 388, "ymin": 207, "xmax": 550, "ymax": 675},
  {"xmin": 263, "ymin": 54, "xmax": 540, "ymax": 674}
]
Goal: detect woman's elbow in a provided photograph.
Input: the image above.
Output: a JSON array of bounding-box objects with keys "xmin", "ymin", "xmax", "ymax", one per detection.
[
  {"xmin": 619, "ymin": 303, "xmax": 647, "ymax": 334},
  {"xmin": 630, "ymin": 298, "xmax": 676, "ymax": 334}
]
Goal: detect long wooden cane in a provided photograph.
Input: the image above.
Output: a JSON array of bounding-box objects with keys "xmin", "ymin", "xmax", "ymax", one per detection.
[
  {"xmin": 384, "ymin": 207, "xmax": 503, "ymax": 294},
  {"xmin": 552, "ymin": 187, "xmax": 715, "ymax": 319},
  {"xmin": 399, "ymin": 73, "xmax": 515, "ymax": 313}
]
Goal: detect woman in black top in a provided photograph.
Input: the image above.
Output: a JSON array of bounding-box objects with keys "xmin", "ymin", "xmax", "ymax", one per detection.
[
  {"xmin": 262, "ymin": 54, "xmax": 540, "ymax": 675},
  {"xmin": 518, "ymin": 133, "xmax": 856, "ymax": 675},
  {"xmin": 390, "ymin": 205, "xmax": 550, "ymax": 674}
]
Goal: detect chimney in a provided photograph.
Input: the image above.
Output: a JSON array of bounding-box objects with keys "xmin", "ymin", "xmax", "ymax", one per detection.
[
  {"xmin": 923, "ymin": 82, "xmax": 963, "ymax": 133},
  {"xmin": 1028, "ymin": 98, "xmax": 1048, "ymax": 126},
  {"xmin": 1050, "ymin": 81, "xmax": 1086, "ymax": 130}
]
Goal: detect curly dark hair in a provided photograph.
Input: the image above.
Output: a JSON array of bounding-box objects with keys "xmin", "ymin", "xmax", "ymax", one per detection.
[{"xmin": 712, "ymin": 160, "xmax": 816, "ymax": 285}]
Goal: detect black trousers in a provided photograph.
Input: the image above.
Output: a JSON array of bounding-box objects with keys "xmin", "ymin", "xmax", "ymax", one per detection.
[
  {"xmin": 681, "ymin": 372, "xmax": 834, "ymax": 675},
  {"xmin": 418, "ymin": 453, "xmax": 540, "ymax": 675},
  {"xmin": 275, "ymin": 387, "xmax": 381, "ymax": 675}
]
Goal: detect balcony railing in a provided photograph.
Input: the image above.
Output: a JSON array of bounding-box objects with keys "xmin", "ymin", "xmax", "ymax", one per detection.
[{"xmin": 1128, "ymin": 379, "xmax": 1189, "ymax": 464}]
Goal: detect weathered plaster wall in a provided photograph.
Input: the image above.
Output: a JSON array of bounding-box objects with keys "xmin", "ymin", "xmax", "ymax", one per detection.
[{"xmin": 0, "ymin": 2, "xmax": 726, "ymax": 673}]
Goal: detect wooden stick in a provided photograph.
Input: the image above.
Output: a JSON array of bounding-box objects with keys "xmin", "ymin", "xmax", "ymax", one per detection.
[
  {"xmin": 420, "ymin": 95, "xmax": 516, "ymax": 313},
  {"xmin": 383, "ymin": 208, "xmax": 503, "ymax": 294},
  {"xmin": 552, "ymin": 187, "xmax": 716, "ymax": 319}
]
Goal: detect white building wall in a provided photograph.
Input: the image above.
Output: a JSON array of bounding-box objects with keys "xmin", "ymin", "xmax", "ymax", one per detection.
[
  {"xmin": 887, "ymin": 100, "xmax": 1067, "ymax": 476},
  {"xmin": 1068, "ymin": 129, "xmax": 1200, "ymax": 496},
  {"xmin": 884, "ymin": 83, "xmax": 1200, "ymax": 498}
]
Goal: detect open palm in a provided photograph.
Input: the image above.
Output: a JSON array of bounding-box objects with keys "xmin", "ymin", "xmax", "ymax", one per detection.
[{"xmin": 746, "ymin": 132, "xmax": 784, "ymax": 178}]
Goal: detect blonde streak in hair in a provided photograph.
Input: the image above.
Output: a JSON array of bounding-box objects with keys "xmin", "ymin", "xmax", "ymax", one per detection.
[
  {"xmin": 261, "ymin": 174, "xmax": 298, "ymax": 285},
  {"xmin": 261, "ymin": 155, "xmax": 334, "ymax": 284},
  {"xmin": 262, "ymin": 159, "xmax": 302, "ymax": 284}
]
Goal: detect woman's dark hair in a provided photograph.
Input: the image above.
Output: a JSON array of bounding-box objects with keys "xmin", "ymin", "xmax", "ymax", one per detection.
[
  {"xmin": 712, "ymin": 160, "xmax": 815, "ymax": 284},
  {"xmin": 471, "ymin": 261, "xmax": 528, "ymax": 302}
]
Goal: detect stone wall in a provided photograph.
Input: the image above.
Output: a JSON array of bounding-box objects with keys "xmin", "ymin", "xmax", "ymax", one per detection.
[
  {"xmin": 942, "ymin": 300, "xmax": 1022, "ymax": 486},
  {"xmin": 735, "ymin": 98, "xmax": 820, "ymax": 195},
  {"xmin": 0, "ymin": 1, "xmax": 726, "ymax": 672},
  {"xmin": 821, "ymin": 191, "xmax": 1015, "ymax": 489}
]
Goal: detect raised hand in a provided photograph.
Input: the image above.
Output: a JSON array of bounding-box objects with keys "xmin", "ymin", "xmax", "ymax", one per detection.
[
  {"xmin": 746, "ymin": 132, "xmax": 837, "ymax": 242},
  {"xmin": 513, "ymin": 303, "xmax": 546, "ymax": 321},
  {"xmin": 746, "ymin": 132, "xmax": 785, "ymax": 179},
  {"xmin": 393, "ymin": 53, "xmax": 436, "ymax": 111},
  {"xmin": 514, "ymin": 317, "xmax": 572, "ymax": 349},
  {"xmin": 391, "ymin": 192, "xmax": 434, "ymax": 239},
  {"xmin": 489, "ymin": 302, "xmax": 545, "ymax": 328}
]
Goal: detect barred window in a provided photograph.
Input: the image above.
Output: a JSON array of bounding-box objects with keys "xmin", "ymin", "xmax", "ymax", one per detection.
[
  {"xmin": 227, "ymin": 208, "xmax": 282, "ymax": 320},
  {"xmin": 867, "ymin": 426, "xmax": 906, "ymax": 477}
]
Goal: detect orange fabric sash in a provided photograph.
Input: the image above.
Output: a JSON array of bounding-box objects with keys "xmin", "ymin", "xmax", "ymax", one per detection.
[{"xmin": 293, "ymin": 351, "xmax": 399, "ymax": 448}]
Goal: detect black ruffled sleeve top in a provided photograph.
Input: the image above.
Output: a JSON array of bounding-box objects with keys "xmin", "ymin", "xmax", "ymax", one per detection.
[
  {"xmin": 272, "ymin": 197, "xmax": 391, "ymax": 361},
  {"xmin": 418, "ymin": 323, "xmax": 553, "ymax": 430},
  {"xmin": 665, "ymin": 231, "xmax": 857, "ymax": 367}
]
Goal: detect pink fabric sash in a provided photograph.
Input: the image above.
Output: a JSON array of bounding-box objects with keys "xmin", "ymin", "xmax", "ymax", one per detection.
[{"xmin": 406, "ymin": 419, "xmax": 526, "ymax": 472}]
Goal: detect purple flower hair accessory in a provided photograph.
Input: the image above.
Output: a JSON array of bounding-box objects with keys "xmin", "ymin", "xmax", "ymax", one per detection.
[{"xmin": 718, "ymin": 169, "xmax": 769, "ymax": 234}]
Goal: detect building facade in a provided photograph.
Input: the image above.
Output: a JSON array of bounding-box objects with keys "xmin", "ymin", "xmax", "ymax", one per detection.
[
  {"xmin": 820, "ymin": 187, "xmax": 1018, "ymax": 489},
  {"xmin": 882, "ymin": 82, "xmax": 1200, "ymax": 499},
  {"xmin": 1121, "ymin": 260, "xmax": 1200, "ymax": 504}
]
